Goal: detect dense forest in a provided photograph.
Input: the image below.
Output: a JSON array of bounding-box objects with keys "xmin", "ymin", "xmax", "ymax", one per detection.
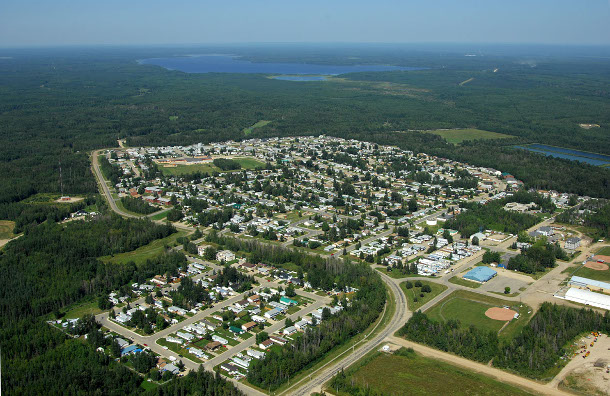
[
  {"xmin": 399, "ymin": 303, "xmax": 610, "ymax": 379},
  {"xmin": 507, "ymin": 239, "xmax": 568, "ymax": 274},
  {"xmin": 0, "ymin": 47, "xmax": 609, "ymax": 209}
]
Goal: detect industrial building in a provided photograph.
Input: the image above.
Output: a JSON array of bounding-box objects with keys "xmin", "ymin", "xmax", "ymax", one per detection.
[{"xmin": 463, "ymin": 266, "xmax": 497, "ymax": 283}]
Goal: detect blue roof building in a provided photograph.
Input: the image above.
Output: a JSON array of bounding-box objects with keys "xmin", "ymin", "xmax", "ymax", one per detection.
[
  {"xmin": 121, "ymin": 345, "xmax": 141, "ymax": 356},
  {"xmin": 463, "ymin": 266, "xmax": 497, "ymax": 283}
]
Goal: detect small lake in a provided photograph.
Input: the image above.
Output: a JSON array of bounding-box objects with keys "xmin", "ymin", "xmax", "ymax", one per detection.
[
  {"xmin": 138, "ymin": 54, "xmax": 422, "ymax": 76},
  {"xmin": 514, "ymin": 144, "xmax": 610, "ymax": 166}
]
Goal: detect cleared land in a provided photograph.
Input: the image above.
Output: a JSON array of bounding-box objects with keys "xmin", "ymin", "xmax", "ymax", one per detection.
[
  {"xmin": 100, "ymin": 230, "xmax": 188, "ymax": 265},
  {"xmin": 159, "ymin": 157, "xmax": 265, "ymax": 176},
  {"xmin": 400, "ymin": 280, "xmax": 447, "ymax": 311},
  {"xmin": 0, "ymin": 220, "xmax": 16, "ymax": 240},
  {"xmin": 422, "ymin": 128, "xmax": 513, "ymax": 144},
  {"xmin": 243, "ymin": 120, "xmax": 271, "ymax": 135},
  {"xmin": 426, "ymin": 290, "xmax": 531, "ymax": 338},
  {"xmin": 341, "ymin": 349, "xmax": 533, "ymax": 396}
]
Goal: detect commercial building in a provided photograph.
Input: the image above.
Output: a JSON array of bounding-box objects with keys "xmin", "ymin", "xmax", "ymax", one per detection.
[{"xmin": 463, "ymin": 266, "xmax": 497, "ymax": 283}]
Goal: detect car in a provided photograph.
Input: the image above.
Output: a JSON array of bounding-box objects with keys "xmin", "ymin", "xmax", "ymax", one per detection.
[{"xmin": 143, "ymin": 343, "xmax": 148, "ymax": 346}]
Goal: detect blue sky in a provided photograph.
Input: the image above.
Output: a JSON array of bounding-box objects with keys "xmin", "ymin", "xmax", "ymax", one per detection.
[{"xmin": 1, "ymin": 0, "xmax": 609, "ymax": 46}]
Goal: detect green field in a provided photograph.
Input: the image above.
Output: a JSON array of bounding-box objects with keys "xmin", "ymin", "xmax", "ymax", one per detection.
[
  {"xmin": 0, "ymin": 220, "xmax": 16, "ymax": 239},
  {"xmin": 336, "ymin": 349, "xmax": 532, "ymax": 396},
  {"xmin": 400, "ymin": 280, "xmax": 447, "ymax": 311},
  {"xmin": 597, "ymin": 246, "xmax": 610, "ymax": 256},
  {"xmin": 426, "ymin": 290, "xmax": 532, "ymax": 338},
  {"xmin": 423, "ymin": 128, "xmax": 513, "ymax": 144},
  {"xmin": 243, "ymin": 120, "xmax": 271, "ymax": 135},
  {"xmin": 62, "ymin": 298, "xmax": 103, "ymax": 319},
  {"xmin": 562, "ymin": 264, "xmax": 610, "ymax": 282},
  {"xmin": 100, "ymin": 230, "xmax": 188, "ymax": 265},
  {"xmin": 150, "ymin": 210, "xmax": 169, "ymax": 221},
  {"xmin": 449, "ymin": 276, "xmax": 483, "ymax": 288},
  {"xmin": 159, "ymin": 157, "xmax": 265, "ymax": 176}
]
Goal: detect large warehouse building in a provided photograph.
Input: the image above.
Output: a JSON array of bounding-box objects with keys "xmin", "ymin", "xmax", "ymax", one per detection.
[
  {"xmin": 557, "ymin": 287, "xmax": 610, "ymax": 310},
  {"xmin": 463, "ymin": 266, "xmax": 497, "ymax": 283}
]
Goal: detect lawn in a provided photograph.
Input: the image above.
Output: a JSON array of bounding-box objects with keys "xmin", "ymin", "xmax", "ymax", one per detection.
[
  {"xmin": 150, "ymin": 210, "xmax": 169, "ymax": 221},
  {"xmin": 425, "ymin": 290, "xmax": 532, "ymax": 339},
  {"xmin": 159, "ymin": 163, "xmax": 221, "ymax": 176},
  {"xmin": 449, "ymin": 276, "xmax": 482, "ymax": 289},
  {"xmin": 0, "ymin": 220, "xmax": 16, "ymax": 239},
  {"xmin": 422, "ymin": 128, "xmax": 513, "ymax": 144},
  {"xmin": 376, "ymin": 267, "xmax": 424, "ymax": 279},
  {"xmin": 400, "ymin": 280, "xmax": 447, "ymax": 311},
  {"xmin": 100, "ymin": 230, "xmax": 188, "ymax": 265},
  {"xmin": 233, "ymin": 157, "xmax": 265, "ymax": 169},
  {"xmin": 340, "ymin": 349, "xmax": 533, "ymax": 396},
  {"xmin": 243, "ymin": 120, "xmax": 271, "ymax": 135}
]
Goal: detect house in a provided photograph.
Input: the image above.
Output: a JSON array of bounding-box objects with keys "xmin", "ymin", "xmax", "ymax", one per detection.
[
  {"xmin": 212, "ymin": 335, "xmax": 228, "ymax": 345},
  {"xmin": 264, "ymin": 308, "xmax": 282, "ymax": 320},
  {"xmin": 166, "ymin": 336, "xmax": 183, "ymax": 344},
  {"xmin": 168, "ymin": 306, "xmax": 188, "ymax": 316},
  {"xmin": 216, "ymin": 250, "xmax": 236, "ymax": 262},
  {"xmin": 279, "ymin": 296, "xmax": 298, "ymax": 306},
  {"xmin": 251, "ymin": 315, "xmax": 266, "ymax": 323},
  {"xmin": 176, "ymin": 331, "xmax": 195, "ymax": 341},
  {"xmin": 115, "ymin": 338, "xmax": 130, "ymax": 348},
  {"xmin": 220, "ymin": 363, "xmax": 241, "ymax": 376},
  {"xmin": 283, "ymin": 326, "xmax": 297, "ymax": 336},
  {"xmin": 163, "ymin": 363, "xmax": 180, "ymax": 375},
  {"xmin": 241, "ymin": 321, "xmax": 257, "ymax": 332},
  {"xmin": 259, "ymin": 339, "xmax": 273, "ymax": 349},
  {"xmin": 247, "ymin": 349, "xmax": 266, "ymax": 359},
  {"xmin": 121, "ymin": 345, "xmax": 141, "ymax": 356},
  {"xmin": 197, "ymin": 245, "xmax": 210, "ymax": 256},
  {"xmin": 269, "ymin": 335, "xmax": 287, "ymax": 346},
  {"xmin": 294, "ymin": 319, "xmax": 309, "ymax": 330},
  {"xmin": 189, "ymin": 347, "xmax": 207, "ymax": 359},
  {"xmin": 229, "ymin": 326, "xmax": 245, "ymax": 334},
  {"xmin": 565, "ymin": 237, "xmax": 581, "ymax": 250},
  {"xmin": 206, "ymin": 341, "xmax": 222, "ymax": 351},
  {"xmin": 247, "ymin": 295, "xmax": 260, "ymax": 304}
]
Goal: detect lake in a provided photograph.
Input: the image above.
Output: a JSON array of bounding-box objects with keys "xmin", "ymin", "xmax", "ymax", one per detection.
[
  {"xmin": 138, "ymin": 54, "xmax": 422, "ymax": 76},
  {"xmin": 514, "ymin": 144, "xmax": 610, "ymax": 166}
]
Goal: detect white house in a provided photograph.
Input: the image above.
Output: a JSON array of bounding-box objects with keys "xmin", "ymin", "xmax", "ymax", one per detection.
[{"xmin": 216, "ymin": 250, "xmax": 236, "ymax": 262}]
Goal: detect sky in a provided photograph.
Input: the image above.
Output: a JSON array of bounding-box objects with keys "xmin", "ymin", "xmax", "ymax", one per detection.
[{"xmin": 1, "ymin": 0, "xmax": 609, "ymax": 47}]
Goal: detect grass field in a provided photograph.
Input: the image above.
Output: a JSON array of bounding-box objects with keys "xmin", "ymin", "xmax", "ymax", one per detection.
[
  {"xmin": 63, "ymin": 298, "xmax": 103, "ymax": 319},
  {"xmin": 449, "ymin": 276, "xmax": 482, "ymax": 288},
  {"xmin": 100, "ymin": 230, "xmax": 188, "ymax": 265},
  {"xmin": 400, "ymin": 280, "xmax": 447, "ymax": 311},
  {"xmin": 0, "ymin": 220, "xmax": 16, "ymax": 239},
  {"xmin": 597, "ymin": 246, "xmax": 610, "ymax": 256},
  {"xmin": 337, "ymin": 349, "xmax": 532, "ymax": 396},
  {"xmin": 426, "ymin": 290, "xmax": 532, "ymax": 338},
  {"xmin": 150, "ymin": 210, "xmax": 169, "ymax": 221},
  {"xmin": 159, "ymin": 157, "xmax": 264, "ymax": 176},
  {"xmin": 422, "ymin": 128, "xmax": 513, "ymax": 144},
  {"xmin": 243, "ymin": 120, "xmax": 271, "ymax": 135},
  {"xmin": 562, "ymin": 263, "xmax": 610, "ymax": 282}
]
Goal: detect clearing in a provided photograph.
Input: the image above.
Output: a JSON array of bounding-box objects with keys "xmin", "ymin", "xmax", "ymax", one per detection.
[
  {"xmin": 336, "ymin": 348, "xmax": 533, "ymax": 395},
  {"xmin": 401, "ymin": 280, "xmax": 447, "ymax": 311},
  {"xmin": 159, "ymin": 157, "xmax": 264, "ymax": 176},
  {"xmin": 0, "ymin": 220, "xmax": 16, "ymax": 240},
  {"xmin": 100, "ymin": 230, "xmax": 188, "ymax": 265},
  {"xmin": 425, "ymin": 290, "xmax": 532, "ymax": 338},
  {"xmin": 422, "ymin": 128, "xmax": 513, "ymax": 144},
  {"xmin": 243, "ymin": 120, "xmax": 271, "ymax": 136}
]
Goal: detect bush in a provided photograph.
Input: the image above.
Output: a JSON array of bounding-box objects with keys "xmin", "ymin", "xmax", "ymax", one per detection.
[{"xmin": 405, "ymin": 281, "xmax": 413, "ymax": 289}]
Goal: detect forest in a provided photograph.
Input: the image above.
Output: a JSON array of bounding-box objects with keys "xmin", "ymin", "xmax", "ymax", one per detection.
[
  {"xmin": 556, "ymin": 199, "xmax": 610, "ymax": 239},
  {"xmin": 121, "ymin": 196, "xmax": 158, "ymax": 214},
  {"xmin": 399, "ymin": 303, "xmax": 610, "ymax": 379},
  {"xmin": 507, "ymin": 239, "xmax": 568, "ymax": 274},
  {"xmin": 0, "ymin": 47, "xmax": 609, "ymax": 211},
  {"xmin": 445, "ymin": 199, "xmax": 540, "ymax": 238}
]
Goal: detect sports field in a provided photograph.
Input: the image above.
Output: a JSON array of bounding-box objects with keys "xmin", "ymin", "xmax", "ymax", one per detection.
[
  {"xmin": 426, "ymin": 290, "xmax": 531, "ymax": 338},
  {"xmin": 423, "ymin": 128, "xmax": 513, "ymax": 144},
  {"xmin": 563, "ymin": 263, "xmax": 610, "ymax": 283},
  {"xmin": 597, "ymin": 246, "xmax": 610, "ymax": 256},
  {"xmin": 343, "ymin": 349, "xmax": 533, "ymax": 395}
]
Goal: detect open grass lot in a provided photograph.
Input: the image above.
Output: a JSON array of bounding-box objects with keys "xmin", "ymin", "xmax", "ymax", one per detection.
[
  {"xmin": 159, "ymin": 163, "xmax": 220, "ymax": 176},
  {"xmin": 243, "ymin": 120, "xmax": 271, "ymax": 135},
  {"xmin": 0, "ymin": 220, "xmax": 16, "ymax": 239},
  {"xmin": 150, "ymin": 210, "xmax": 169, "ymax": 221},
  {"xmin": 62, "ymin": 298, "xmax": 103, "ymax": 319},
  {"xmin": 338, "ymin": 349, "xmax": 532, "ymax": 396},
  {"xmin": 426, "ymin": 290, "xmax": 532, "ymax": 339},
  {"xmin": 376, "ymin": 266, "xmax": 423, "ymax": 279},
  {"xmin": 597, "ymin": 246, "xmax": 610, "ymax": 256},
  {"xmin": 423, "ymin": 128, "xmax": 513, "ymax": 144},
  {"xmin": 100, "ymin": 230, "xmax": 188, "ymax": 265},
  {"xmin": 449, "ymin": 275, "xmax": 482, "ymax": 288},
  {"xmin": 401, "ymin": 280, "xmax": 447, "ymax": 311},
  {"xmin": 159, "ymin": 157, "xmax": 264, "ymax": 176}
]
